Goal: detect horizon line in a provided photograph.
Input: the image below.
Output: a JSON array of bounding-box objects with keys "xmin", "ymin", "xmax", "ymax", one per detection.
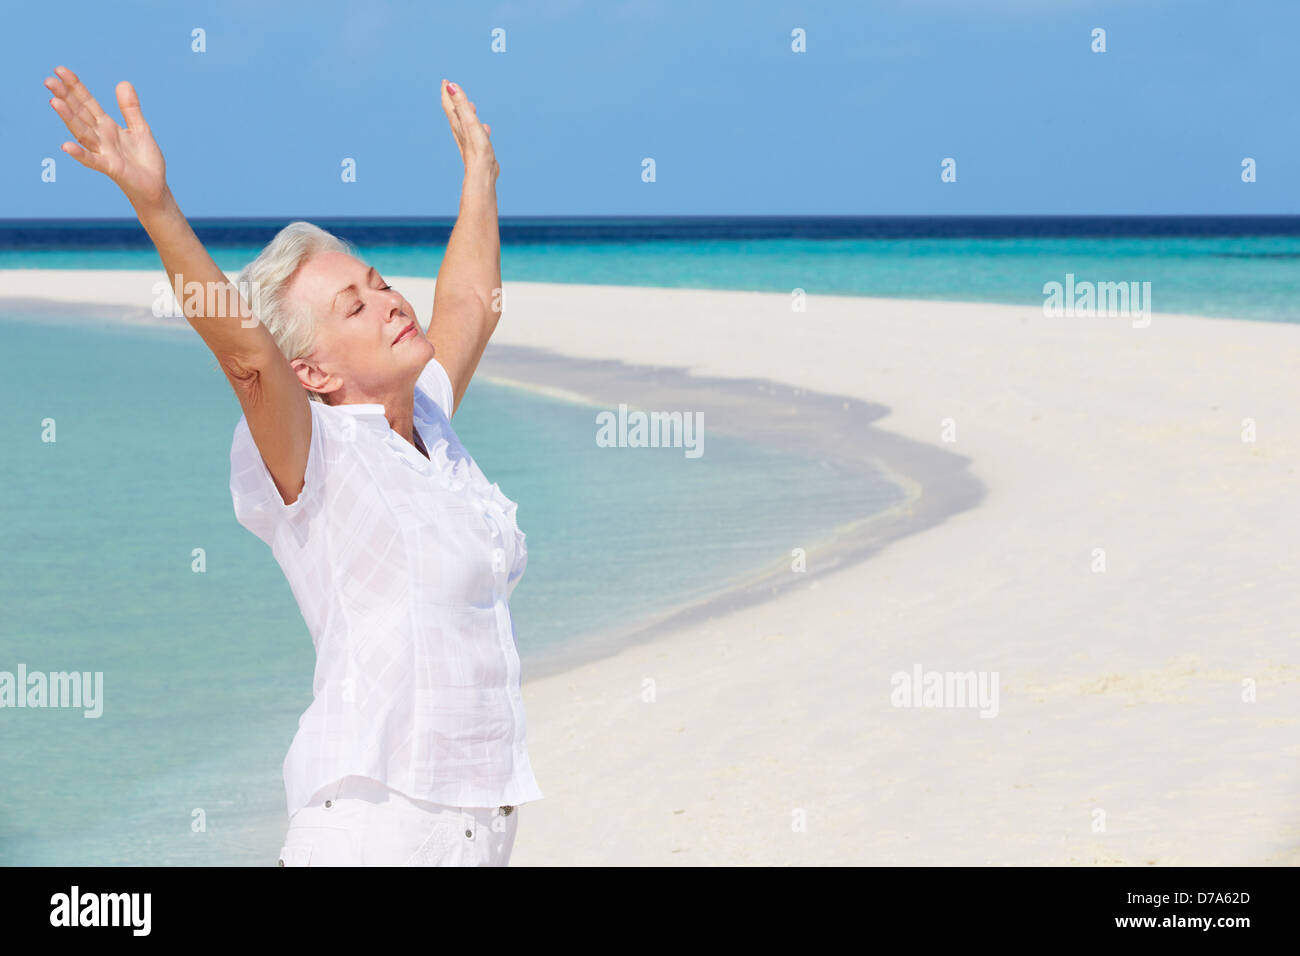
[{"xmin": 4, "ymin": 212, "xmax": 1300, "ymax": 224}]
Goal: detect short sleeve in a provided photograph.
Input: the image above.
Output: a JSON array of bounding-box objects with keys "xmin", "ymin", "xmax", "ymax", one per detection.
[
  {"xmin": 229, "ymin": 402, "xmax": 328, "ymax": 546},
  {"xmin": 416, "ymin": 355, "xmax": 455, "ymax": 419}
]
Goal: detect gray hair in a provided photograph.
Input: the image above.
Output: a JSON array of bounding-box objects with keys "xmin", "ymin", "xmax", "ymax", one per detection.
[{"xmin": 236, "ymin": 221, "xmax": 357, "ymax": 404}]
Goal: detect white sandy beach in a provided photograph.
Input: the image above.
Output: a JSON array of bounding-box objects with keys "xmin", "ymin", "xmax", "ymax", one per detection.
[{"xmin": 4, "ymin": 269, "xmax": 1298, "ymax": 865}]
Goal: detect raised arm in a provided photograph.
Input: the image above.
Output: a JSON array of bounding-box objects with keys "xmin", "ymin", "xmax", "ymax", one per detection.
[
  {"xmin": 427, "ymin": 79, "xmax": 503, "ymax": 417},
  {"xmin": 43, "ymin": 66, "xmax": 312, "ymax": 506}
]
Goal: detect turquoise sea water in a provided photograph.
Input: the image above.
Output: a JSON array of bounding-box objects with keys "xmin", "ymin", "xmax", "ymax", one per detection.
[
  {"xmin": 0, "ymin": 311, "xmax": 901, "ymax": 865},
  {"xmin": 3, "ymin": 216, "xmax": 1299, "ymax": 322}
]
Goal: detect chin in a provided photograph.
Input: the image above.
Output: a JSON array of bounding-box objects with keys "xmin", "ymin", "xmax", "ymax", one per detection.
[{"xmin": 406, "ymin": 335, "xmax": 436, "ymax": 367}]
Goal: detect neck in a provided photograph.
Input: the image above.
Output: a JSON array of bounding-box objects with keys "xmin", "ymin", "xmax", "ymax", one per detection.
[
  {"xmin": 383, "ymin": 395, "xmax": 416, "ymax": 445},
  {"xmin": 330, "ymin": 386, "xmax": 425, "ymax": 457},
  {"xmin": 385, "ymin": 396, "xmax": 427, "ymax": 457}
]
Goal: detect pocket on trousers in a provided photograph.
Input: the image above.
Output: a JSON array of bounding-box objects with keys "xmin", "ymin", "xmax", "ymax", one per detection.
[
  {"xmin": 402, "ymin": 814, "xmax": 466, "ymax": 866},
  {"xmin": 278, "ymin": 825, "xmax": 356, "ymax": 866},
  {"xmin": 278, "ymin": 844, "xmax": 312, "ymax": 867}
]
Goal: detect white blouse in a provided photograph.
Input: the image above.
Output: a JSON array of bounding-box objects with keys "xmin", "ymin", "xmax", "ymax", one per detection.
[{"xmin": 228, "ymin": 355, "xmax": 544, "ymax": 820}]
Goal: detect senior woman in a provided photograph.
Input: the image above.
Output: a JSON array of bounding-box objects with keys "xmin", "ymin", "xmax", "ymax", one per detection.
[{"xmin": 42, "ymin": 66, "xmax": 543, "ymax": 866}]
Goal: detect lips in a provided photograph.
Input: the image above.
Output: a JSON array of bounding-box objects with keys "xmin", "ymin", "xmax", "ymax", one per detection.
[{"xmin": 392, "ymin": 321, "xmax": 416, "ymax": 345}]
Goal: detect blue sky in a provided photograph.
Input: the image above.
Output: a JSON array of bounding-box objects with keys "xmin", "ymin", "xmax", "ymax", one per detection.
[{"xmin": 2, "ymin": 0, "xmax": 1296, "ymax": 217}]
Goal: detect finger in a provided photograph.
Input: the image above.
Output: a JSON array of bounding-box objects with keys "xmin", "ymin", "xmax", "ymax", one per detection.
[
  {"xmin": 60, "ymin": 140, "xmax": 106, "ymax": 174},
  {"xmin": 452, "ymin": 103, "xmax": 487, "ymax": 149},
  {"xmin": 452, "ymin": 102, "xmax": 488, "ymax": 148},
  {"xmin": 468, "ymin": 104, "xmax": 491, "ymax": 140},
  {"xmin": 60, "ymin": 68, "xmax": 111, "ymax": 126},
  {"xmin": 44, "ymin": 76, "xmax": 100, "ymax": 133},
  {"xmin": 446, "ymin": 81, "xmax": 482, "ymax": 129},
  {"xmin": 455, "ymin": 98, "xmax": 483, "ymax": 131},
  {"xmin": 115, "ymin": 81, "xmax": 148, "ymax": 131},
  {"xmin": 49, "ymin": 97, "xmax": 101, "ymax": 150},
  {"xmin": 440, "ymin": 80, "xmax": 464, "ymax": 130},
  {"xmin": 439, "ymin": 81, "xmax": 467, "ymax": 153},
  {"xmin": 53, "ymin": 66, "xmax": 111, "ymax": 124}
]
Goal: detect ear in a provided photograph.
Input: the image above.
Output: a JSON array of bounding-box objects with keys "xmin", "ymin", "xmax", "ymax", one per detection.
[{"xmin": 291, "ymin": 356, "xmax": 340, "ymax": 398}]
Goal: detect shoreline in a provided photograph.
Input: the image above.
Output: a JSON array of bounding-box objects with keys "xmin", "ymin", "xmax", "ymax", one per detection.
[
  {"xmin": 2, "ymin": 258, "xmax": 1300, "ymax": 328},
  {"xmin": 474, "ymin": 343, "xmax": 981, "ymax": 681},
  {"xmin": 2, "ymin": 266, "xmax": 1298, "ymax": 330},
  {"xmin": 0, "ymin": 274, "xmax": 982, "ymax": 684}
]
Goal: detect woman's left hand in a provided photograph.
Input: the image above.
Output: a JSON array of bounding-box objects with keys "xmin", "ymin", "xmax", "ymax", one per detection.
[{"xmin": 440, "ymin": 80, "xmax": 498, "ymax": 183}]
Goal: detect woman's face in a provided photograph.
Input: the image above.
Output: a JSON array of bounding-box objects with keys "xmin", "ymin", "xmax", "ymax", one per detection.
[{"xmin": 288, "ymin": 251, "xmax": 434, "ymax": 404}]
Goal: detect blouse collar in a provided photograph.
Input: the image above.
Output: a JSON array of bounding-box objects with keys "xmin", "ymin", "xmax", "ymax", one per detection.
[
  {"xmin": 332, "ymin": 402, "xmax": 390, "ymax": 431},
  {"xmin": 331, "ymin": 395, "xmax": 437, "ymax": 433},
  {"xmin": 331, "ymin": 399, "xmax": 440, "ymax": 478}
]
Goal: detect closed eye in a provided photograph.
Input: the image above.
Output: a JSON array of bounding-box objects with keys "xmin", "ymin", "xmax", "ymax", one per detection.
[{"xmin": 349, "ymin": 284, "xmax": 394, "ymax": 316}]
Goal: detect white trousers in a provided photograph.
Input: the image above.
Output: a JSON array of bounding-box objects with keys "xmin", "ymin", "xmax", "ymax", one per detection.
[{"xmin": 277, "ymin": 775, "xmax": 519, "ymax": 866}]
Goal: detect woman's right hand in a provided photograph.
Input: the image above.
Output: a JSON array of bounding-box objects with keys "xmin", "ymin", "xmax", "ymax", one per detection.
[{"xmin": 43, "ymin": 65, "xmax": 167, "ymax": 207}]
